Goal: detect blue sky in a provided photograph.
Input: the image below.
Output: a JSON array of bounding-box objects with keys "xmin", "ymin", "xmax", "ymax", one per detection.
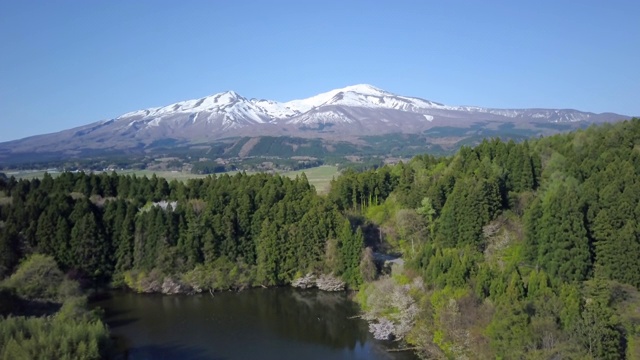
[{"xmin": 1, "ymin": 0, "xmax": 639, "ymax": 142}]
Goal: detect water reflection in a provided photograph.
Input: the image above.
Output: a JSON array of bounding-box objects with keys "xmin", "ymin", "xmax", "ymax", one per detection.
[{"xmin": 93, "ymin": 288, "xmax": 416, "ymax": 360}]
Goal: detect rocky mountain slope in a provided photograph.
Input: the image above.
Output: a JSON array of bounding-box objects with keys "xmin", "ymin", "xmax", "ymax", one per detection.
[{"xmin": 0, "ymin": 84, "xmax": 630, "ymax": 157}]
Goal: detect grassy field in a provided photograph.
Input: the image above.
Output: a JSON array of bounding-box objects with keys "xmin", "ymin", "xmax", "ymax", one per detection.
[
  {"xmin": 119, "ymin": 166, "xmax": 339, "ymax": 193},
  {"xmin": 7, "ymin": 165, "xmax": 340, "ymax": 194},
  {"xmin": 5, "ymin": 170, "xmax": 52, "ymax": 181},
  {"xmin": 116, "ymin": 170, "xmax": 210, "ymax": 181},
  {"xmin": 6, "ymin": 169, "xmax": 211, "ymax": 182},
  {"xmin": 0, "ymin": 191, "xmax": 10, "ymax": 206},
  {"xmin": 282, "ymin": 165, "xmax": 339, "ymax": 193}
]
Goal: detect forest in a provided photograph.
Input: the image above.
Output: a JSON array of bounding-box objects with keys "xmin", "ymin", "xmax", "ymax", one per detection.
[{"xmin": 1, "ymin": 118, "xmax": 639, "ymax": 359}]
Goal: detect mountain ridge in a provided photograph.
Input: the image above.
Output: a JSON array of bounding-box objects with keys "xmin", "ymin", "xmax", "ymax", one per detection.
[{"xmin": 0, "ymin": 84, "xmax": 631, "ymax": 158}]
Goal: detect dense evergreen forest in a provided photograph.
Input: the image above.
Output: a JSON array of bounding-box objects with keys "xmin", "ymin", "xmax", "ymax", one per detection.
[
  {"xmin": 1, "ymin": 119, "xmax": 639, "ymax": 358},
  {"xmin": 0, "ymin": 171, "xmax": 366, "ymax": 290},
  {"xmin": 336, "ymin": 119, "xmax": 640, "ymax": 359}
]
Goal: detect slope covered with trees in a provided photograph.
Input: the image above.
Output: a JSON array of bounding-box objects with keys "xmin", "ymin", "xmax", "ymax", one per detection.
[
  {"xmin": 1, "ymin": 119, "xmax": 639, "ymax": 358},
  {"xmin": 0, "ymin": 254, "xmax": 110, "ymax": 359},
  {"xmin": 331, "ymin": 118, "xmax": 640, "ymax": 359}
]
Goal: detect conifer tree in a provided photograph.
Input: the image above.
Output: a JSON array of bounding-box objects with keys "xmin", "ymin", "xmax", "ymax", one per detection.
[
  {"xmin": 338, "ymin": 220, "xmax": 363, "ymax": 287},
  {"xmin": 537, "ymin": 182, "xmax": 591, "ymax": 282},
  {"xmin": 70, "ymin": 211, "xmax": 110, "ymax": 281}
]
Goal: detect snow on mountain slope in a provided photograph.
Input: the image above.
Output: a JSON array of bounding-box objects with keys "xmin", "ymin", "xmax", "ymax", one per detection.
[
  {"xmin": 112, "ymin": 83, "xmax": 618, "ymax": 130},
  {"xmin": 95, "ymin": 84, "xmax": 629, "ymax": 132},
  {"xmin": 443, "ymin": 107, "xmax": 598, "ymax": 123},
  {"xmin": 249, "ymin": 99, "xmax": 300, "ymax": 119},
  {"xmin": 282, "ymin": 84, "xmax": 453, "ymax": 114},
  {"xmin": 118, "ymin": 90, "xmax": 273, "ymax": 129},
  {"xmin": 283, "ymin": 84, "xmax": 389, "ymax": 112},
  {"xmin": 118, "ymin": 84, "xmax": 437, "ymax": 128},
  {"xmin": 1, "ymin": 84, "xmax": 626, "ymax": 156}
]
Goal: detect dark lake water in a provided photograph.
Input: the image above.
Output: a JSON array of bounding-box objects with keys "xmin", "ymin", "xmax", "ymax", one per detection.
[{"xmin": 92, "ymin": 288, "xmax": 418, "ymax": 360}]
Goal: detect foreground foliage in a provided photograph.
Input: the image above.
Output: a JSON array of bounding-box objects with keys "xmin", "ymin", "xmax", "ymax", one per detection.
[
  {"xmin": 0, "ymin": 254, "xmax": 110, "ymax": 360},
  {"xmin": 0, "ymin": 315, "xmax": 109, "ymax": 360},
  {"xmin": 346, "ymin": 119, "xmax": 640, "ymax": 358}
]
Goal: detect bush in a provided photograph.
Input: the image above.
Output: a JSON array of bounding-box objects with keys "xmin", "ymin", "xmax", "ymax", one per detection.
[
  {"xmin": 0, "ymin": 315, "xmax": 109, "ymax": 359},
  {"xmin": 2, "ymin": 254, "xmax": 64, "ymax": 301}
]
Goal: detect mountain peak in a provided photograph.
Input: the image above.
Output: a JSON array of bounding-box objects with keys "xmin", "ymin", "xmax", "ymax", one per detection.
[
  {"xmin": 337, "ymin": 84, "xmax": 386, "ymax": 95},
  {"xmin": 283, "ymin": 84, "xmax": 388, "ymax": 113},
  {"xmin": 218, "ymin": 90, "xmax": 241, "ymax": 98},
  {"xmin": 206, "ymin": 90, "xmax": 244, "ymax": 105},
  {"xmin": 0, "ymin": 84, "xmax": 628, "ymax": 156}
]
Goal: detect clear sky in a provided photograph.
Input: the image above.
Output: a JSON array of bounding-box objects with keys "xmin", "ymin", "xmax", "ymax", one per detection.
[{"xmin": 1, "ymin": 0, "xmax": 639, "ymax": 142}]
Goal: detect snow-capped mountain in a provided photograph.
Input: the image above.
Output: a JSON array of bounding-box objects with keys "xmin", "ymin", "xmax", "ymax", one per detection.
[
  {"xmin": 118, "ymin": 90, "xmax": 273, "ymax": 130},
  {"xmin": 0, "ymin": 84, "xmax": 630, "ymax": 155},
  {"xmin": 105, "ymin": 83, "xmax": 621, "ymax": 130},
  {"xmin": 116, "ymin": 84, "xmax": 450, "ymax": 128}
]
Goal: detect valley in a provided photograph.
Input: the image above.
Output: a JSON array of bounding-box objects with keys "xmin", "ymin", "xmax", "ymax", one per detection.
[
  {"xmin": 3, "ymin": 118, "xmax": 640, "ymax": 359},
  {"xmin": 2, "ymin": 2, "xmax": 638, "ymax": 358},
  {"xmin": 5, "ymin": 165, "xmax": 340, "ymax": 194}
]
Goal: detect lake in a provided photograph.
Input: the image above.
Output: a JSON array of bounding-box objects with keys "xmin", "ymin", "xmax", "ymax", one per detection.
[{"xmin": 92, "ymin": 288, "xmax": 418, "ymax": 360}]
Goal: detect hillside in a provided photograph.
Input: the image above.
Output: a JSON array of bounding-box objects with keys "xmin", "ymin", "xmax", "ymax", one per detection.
[
  {"xmin": 1, "ymin": 119, "xmax": 639, "ymax": 358},
  {"xmin": 333, "ymin": 118, "xmax": 640, "ymax": 358},
  {"xmin": 0, "ymin": 85, "xmax": 629, "ymax": 166}
]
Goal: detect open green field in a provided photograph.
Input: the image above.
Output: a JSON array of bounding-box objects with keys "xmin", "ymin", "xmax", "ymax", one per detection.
[
  {"xmin": 119, "ymin": 166, "xmax": 339, "ymax": 193},
  {"xmin": 282, "ymin": 165, "xmax": 339, "ymax": 193},
  {"xmin": 5, "ymin": 170, "xmax": 53, "ymax": 181},
  {"xmin": 7, "ymin": 165, "xmax": 340, "ymax": 194},
  {"xmin": 0, "ymin": 191, "xmax": 10, "ymax": 206},
  {"xmin": 6, "ymin": 169, "xmax": 210, "ymax": 182},
  {"xmin": 115, "ymin": 170, "xmax": 210, "ymax": 181}
]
